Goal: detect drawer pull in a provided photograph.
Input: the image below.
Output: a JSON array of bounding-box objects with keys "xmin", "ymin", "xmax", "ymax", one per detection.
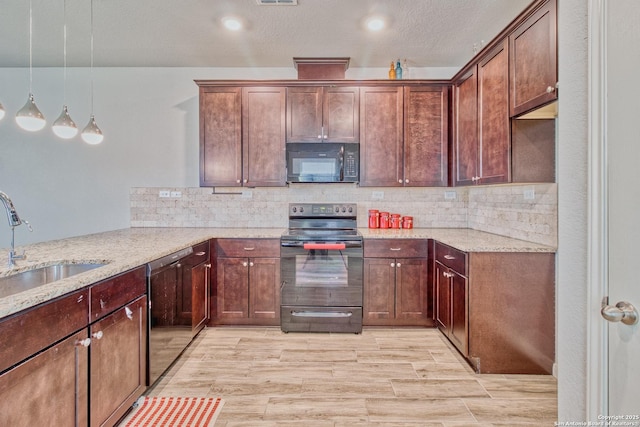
[
  {"xmin": 243, "ymin": 247, "xmax": 255, "ymax": 251},
  {"xmin": 195, "ymin": 251, "xmax": 206, "ymax": 256},
  {"xmin": 125, "ymin": 307, "xmax": 133, "ymax": 320},
  {"xmin": 390, "ymin": 248, "xmax": 401, "ymax": 251},
  {"xmin": 76, "ymin": 338, "xmax": 91, "ymax": 347},
  {"xmin": 444, "ymin": 255, "xmax": 455, "ymax": 260},
  {"xmin": 92, "ymin": 331, "xmax": 104, "ymax": 340}
]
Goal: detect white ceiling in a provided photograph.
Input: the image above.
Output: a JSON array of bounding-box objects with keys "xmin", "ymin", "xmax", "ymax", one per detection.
[{"xmin": 0, "ymin": 0, "xmax": 532, "ymax": 69}]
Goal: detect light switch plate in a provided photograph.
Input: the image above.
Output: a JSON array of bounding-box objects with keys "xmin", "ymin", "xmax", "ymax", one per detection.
[
  {"xmin": 444, "ymin": 190, "xmax": 457, "ymax": 200},
  {"xmin": 159, "ymin": 190, "xmax": 170, "ymax": 198},
  {"xmin": 372, "ymin": 191, "xmax": 384, "ymax": 200},
  {"xmin": 170, "ymin": 191, "xmax": 182, "ymax": 198},
  {"xmin": 242, "ymin": 190, "xmax": 253, "ymax": 199}
]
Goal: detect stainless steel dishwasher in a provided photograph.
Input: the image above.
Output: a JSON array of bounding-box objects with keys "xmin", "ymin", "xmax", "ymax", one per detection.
[{"xmin": 146, "ymin": 246, "xmax": 193, "ymax": 385}]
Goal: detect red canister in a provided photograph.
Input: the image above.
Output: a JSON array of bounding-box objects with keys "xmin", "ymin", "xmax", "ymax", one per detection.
[
  {"xmin": 379, "ymin": 212, "xmax": 390, "ymax": 229},
  {"xmin": 390, "ymin": 213, "xmax": 401, "ymax": 229},
  {"xmin": 368, "ymin": 210, "xmax": 380, "ymax": 228},
  {"xmin": 402, "ymin": 216, "xmax": 413, "ymax": 229}
]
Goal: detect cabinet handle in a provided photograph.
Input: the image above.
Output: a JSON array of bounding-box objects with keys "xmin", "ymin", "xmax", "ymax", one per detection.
[
  {"xmin": 444, "ymin": 255, "xmax": 455, "ymax": 260},
  {"xmin": 546, "ymin": 85, "xmax": 555, "ymax": 93},
  {"xmin": 76, "ymin": 338, "xmax": 91, "ymax": 347},
  {"xmin": 236, "ymin": 179, "xmax": 241, "ymax": 184},
  {"xmin": 405, "ymin": 179, "xmax": 409, "ymax": 184},
  {"xmin": 317, "ymin": 135, "xmax": 322, "ymax": 139},
  {"xmin": 205, "ymin": 263, "xmax": 212, "ymax": 268},
  {"xmin": 249, "ymin": 261, "xmax": 254, "ymax": 267},
  {"xmin": 196, "ymin": 251, "xmax": 206, "ymax": 256},
  {"xmin": 243, "ymin": 247, "xmax": 255, "ymax": 251},
  {"xmin": 243, "ymin": 261, "xmax": 248, "ymax": 267},
  {"xmin": 398, "ymin": 179, "xmax": 403, "ymax": 184},
  {"xmin": 125, "ymin": 306, "xmax": 133, "ymax": 320},
  {"xmin": 92, "ymin": 331, "xmax": 104, "ymax": 340},
  {"xmin": 390, "ymin": 248, "xmax": 401, "ymax": 251},
  {"xmin": 390, "ymin": 262, "xmax": 395, "ymax": 267},
  {"xmin": 243, "ymin": 179, "xmax": 248, "ymax": 183},
  {"xmin": 396, "ymin": 263, "xmax": 401, "ymax": 268}
]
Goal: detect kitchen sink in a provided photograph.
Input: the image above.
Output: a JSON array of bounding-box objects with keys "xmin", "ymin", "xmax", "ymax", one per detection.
[{"xmin": 0, "ymin": 263, "xmax": 106, "ymax": 299}]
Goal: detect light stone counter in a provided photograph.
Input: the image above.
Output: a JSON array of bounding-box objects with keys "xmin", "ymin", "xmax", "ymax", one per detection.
[
  {"xmin": 360, "ymin": 228, "xmax": 556, "ymax": 253},
  {"xmin": 0, "ymin": 226, "xmax": 554, "ymax": 319}
]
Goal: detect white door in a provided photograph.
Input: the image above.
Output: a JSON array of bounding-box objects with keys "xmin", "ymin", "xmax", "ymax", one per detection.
[{"xmin": 603, "ymin": 0, "xmax": 640, "ymax": 415}]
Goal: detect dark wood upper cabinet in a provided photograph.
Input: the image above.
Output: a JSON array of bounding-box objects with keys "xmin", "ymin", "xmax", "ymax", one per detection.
[
  {"xmin": 509, "ymin": 0, "xmax": 557, "ymax": 117},
  {"xmin": 242, "ymin": 87, "xmax": 287, "ymax": 187},
  {"xmin": 404, "ymin": 86, "xmax": 448, "ymax": 187},
  {"xmin": 454, "ymin": 40, "xmax": 510, "ymax": 186},
  {"xmin": 286, "ymin": 86, "xmax": 359, "ymax": 143},
  {"xmin": 478, "ymin": 40, "xmax": 510, "ymax": 184},
  {"xmin": 453, "ymin": 68, "xmax": 479, "ymax": 186},
  {"xmin": 359, "ymin": 86, "xmax": 404, "ymax": 186},
  {"xmin": 199, "ymin": 87, "xmax": 242, "ymax": 187}
]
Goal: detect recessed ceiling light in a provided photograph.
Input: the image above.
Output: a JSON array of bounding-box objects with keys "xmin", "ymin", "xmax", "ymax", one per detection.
[
  {"xmin": 222, "ymin": 17, "xmax": 243, "ymax": 31},
  {"xmin": 366, "ymin": 17, "xmax": 385, "ymax": 31}
]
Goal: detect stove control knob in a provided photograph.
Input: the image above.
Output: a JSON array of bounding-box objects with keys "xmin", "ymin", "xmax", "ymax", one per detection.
[
  {"xmin": 342, "ymin": 207, "xmax": 346, "ymax": 212},
  {"xmin": 348, "ymin": 207, "xmax": 353, "ymax": 213},
  {"xmin": 335, "ymin": 207, "xmax": 340, "ymax": 213},
  {"xmin": 292, "ymin": 207, "xmax": 297, "ymax": 213},
  {"xmin": 300, "ymin": 207, "xmax": 304, "ymax": 213}
]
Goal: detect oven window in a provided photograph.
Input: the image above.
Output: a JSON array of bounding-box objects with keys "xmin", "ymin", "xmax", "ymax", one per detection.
[{"xmin": 295, "ymin": 250, "xmax": 348, "ymax": 287}]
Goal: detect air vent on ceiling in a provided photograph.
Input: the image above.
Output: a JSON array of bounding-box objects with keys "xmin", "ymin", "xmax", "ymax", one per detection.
[{"xmin": 256, "ymin": 0, "xmax": 297, "ymax": 5}]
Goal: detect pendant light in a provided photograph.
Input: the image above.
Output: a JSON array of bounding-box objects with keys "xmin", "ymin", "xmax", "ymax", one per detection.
[
  {"xmin": 52, "ymin": 0, "xmax": 78, "ymax": 139},
  {"xmin": 16, "ymin": 0, "xmax": 46, "ymax": 132},
  {"xmin": 81, "ymin": 0, "xmax": 103, "ymax": 145}
]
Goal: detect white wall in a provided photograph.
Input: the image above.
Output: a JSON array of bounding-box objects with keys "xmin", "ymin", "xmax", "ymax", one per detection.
[{"xmin": 557, "ymin": 0, "xmax": 589, "ymax": 421}]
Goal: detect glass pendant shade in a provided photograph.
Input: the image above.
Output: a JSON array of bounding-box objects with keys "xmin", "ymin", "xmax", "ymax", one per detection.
[
  {"xmin": 52, "ymin": 105, "xmax": 78, "ymax": 139},
  {"xmin": 81, "ymin": 114, "xmax": 103, "ymax": 145},
  {"xmin": 0, "ymin": 102, "xmax": 5, "ymax": 120},
  {"xmin": 15, "ymin": 93, "xmax": 46, "ymax": 132}
]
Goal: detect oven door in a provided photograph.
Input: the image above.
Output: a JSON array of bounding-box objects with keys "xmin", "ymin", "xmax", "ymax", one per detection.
[{"xmin": 280, "ymin": 240, "xmax": 363, "ymax": 307}]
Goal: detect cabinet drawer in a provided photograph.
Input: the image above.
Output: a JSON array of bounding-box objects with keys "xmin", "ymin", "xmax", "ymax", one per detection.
[
  {"xmin": 187, "ymin": 240, "xmax": 210, "ymax": 266},
  {"xmin": 216, "ymin": 239, "xmax": 280, "ymax": 258},
  {"xmin": 0, "ymin": 289, "xmax": 89, "ymax": 373},
  {"xmin": 364, "ymin": 239, "xmax": 428, "ymax": 258},
  {"xmin": 434, "ymin": 241, "xmax": 467, "ymax": 275},
  {"xmin": 90, "ymin": 266, "xmax": 146, "ymax": 321}
]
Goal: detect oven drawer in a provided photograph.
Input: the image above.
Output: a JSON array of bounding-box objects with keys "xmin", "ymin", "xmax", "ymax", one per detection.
[
  {"xmin": 364, "ymin": 239, "xmax": 428, "ymax": 258},
  {"xmin": 217, "ymin": 239, "xmax": 280, "ymax": 258},
  {"xmin": 280, "ymin": 305, "xmax": 363, "ymax": 333}
]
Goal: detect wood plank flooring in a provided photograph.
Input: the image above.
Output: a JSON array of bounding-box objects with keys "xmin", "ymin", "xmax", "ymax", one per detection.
[{"xmin": 140, "ymin": 327, "xmax": 557, "ymax": 426}]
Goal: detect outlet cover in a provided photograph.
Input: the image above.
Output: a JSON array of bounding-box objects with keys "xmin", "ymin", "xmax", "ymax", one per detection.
[
  {"xmin": 170, "ymin": 191, "xmax": 182, "ymax": 198},
  {"xmin": 241, "ymin": 190, "xmax": 253, "ymax": 199},
  {"xmin": 372, "ymin": 191, "xmax": 384, "ymax": 200},
  {"xmin": 444, "ymin": 190, "xmax": 457, "ymax": 200},
  {"xmin": 159, "ymin": 190, "xmax": 170, "ymax": 198},
  {"xmin": 523, "ymin": 188, "xmax": 535, "ymax": 200}
]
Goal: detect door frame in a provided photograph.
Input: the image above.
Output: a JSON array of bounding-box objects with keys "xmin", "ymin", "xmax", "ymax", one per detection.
[{"xmin": 586, "ymin": 0, "xmax": 608, "ymax": 418}]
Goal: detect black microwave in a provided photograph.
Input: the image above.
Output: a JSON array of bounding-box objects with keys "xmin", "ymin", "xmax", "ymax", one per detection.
[{"xmin": 286, "ymin": 143, "xmax": 359, "ymax": 183}]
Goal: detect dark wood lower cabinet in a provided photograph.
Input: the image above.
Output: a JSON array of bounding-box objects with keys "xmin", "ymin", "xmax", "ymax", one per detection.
[
  {"xmin": 90, "ymin": 296, "xmax": 147, "ymax": 427},
  {"xmin": 0, "ymin": 330, "xmax": 89, "ymax": 427},
  {"xmin": 0, "ymin": 267, "xmax": 148, "ymax": 426},
  {"xmin": 363, "ymin": 239, "xmax": 431, "ymax": 326}
]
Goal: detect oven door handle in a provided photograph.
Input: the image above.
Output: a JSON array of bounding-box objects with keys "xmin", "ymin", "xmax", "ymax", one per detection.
[
  {"xmin": 291, "ymin": 310, "xmax": 353, "ymax": 318},
  {"xmin": 302, "ymin": 243, "xmax": 346, "ymax": 250}
]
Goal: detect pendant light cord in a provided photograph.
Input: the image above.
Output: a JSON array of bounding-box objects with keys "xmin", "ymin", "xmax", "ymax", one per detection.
[
  {"xmin": 89, "ymin": 0, "xmax": 95, "ymax": 115},
  {"xmin": 28, "ymin": 0, "xmax": 33, "ymax": 94},
  {"xmin": 63, "ymin": 0, "xmax": 68, "ymax": 105}
]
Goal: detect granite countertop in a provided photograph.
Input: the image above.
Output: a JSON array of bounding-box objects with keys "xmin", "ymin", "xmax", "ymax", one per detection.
[{"xmin": 0, "ymin": 227, "xmax": 555, "ymax": 319}]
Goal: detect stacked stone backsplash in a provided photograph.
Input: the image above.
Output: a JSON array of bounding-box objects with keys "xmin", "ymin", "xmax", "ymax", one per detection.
[{"xmin": 130, "ymin": 182, "xmax": 557, "ymax": 246}]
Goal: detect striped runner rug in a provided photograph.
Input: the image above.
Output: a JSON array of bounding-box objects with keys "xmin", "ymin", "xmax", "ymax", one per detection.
[{"xmin": 123, "ymin": 397, "xmax": 224, "ymax": 426}]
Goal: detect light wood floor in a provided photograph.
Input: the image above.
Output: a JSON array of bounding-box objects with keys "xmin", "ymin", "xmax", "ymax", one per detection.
[{"xmin": 142, "ymin": 327, "xmax": 557, "ymax": 426}]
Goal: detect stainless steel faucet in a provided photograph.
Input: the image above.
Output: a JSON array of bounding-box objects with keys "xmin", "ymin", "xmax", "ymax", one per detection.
[{"xmin": 0, "ymin": 191, "xmax": 33, "ymax": 267}]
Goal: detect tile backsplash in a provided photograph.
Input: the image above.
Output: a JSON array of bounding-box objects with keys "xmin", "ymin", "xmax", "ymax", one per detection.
[{"xmin": 130, "ymin": 183, "xmax": 557, "ymax": 246}]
